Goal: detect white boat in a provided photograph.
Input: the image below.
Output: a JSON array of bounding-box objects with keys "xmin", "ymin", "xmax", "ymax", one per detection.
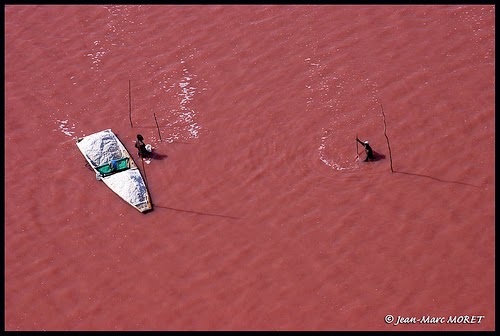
[{"xmin": 76, "ymin": 129, "xmax": 153, "ymax": 213}]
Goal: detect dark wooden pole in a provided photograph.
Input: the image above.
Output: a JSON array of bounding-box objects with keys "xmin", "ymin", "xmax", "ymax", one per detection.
[
  {"xmin": 380, "ymin": 103, "xmax": 394, "ymax": 172},
  {"xmin": 154, "ymin": 113, "xmax": 162, "ymax": 141},
  {"xmin": 141, "ymin": 157, "xmax": 148, "ymax": 188},
  {"xmin": 356, "ymin": 132, "xmax": 359, "ymax": 160},
  {"xmin": 128, "ymin": 80, "xmax": 133, "ymax": 128}
]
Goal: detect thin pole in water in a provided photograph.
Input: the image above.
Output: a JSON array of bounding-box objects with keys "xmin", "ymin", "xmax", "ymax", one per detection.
[
  {"xmin": 154, "ymin": 113, "xmax": 162, "ymax": 141},
  {"xmin": 141, "ymin": 158, "xmax": 148, "ymax": 188},
  {"xmin": 128, "ymin": 80, "xmax": 133, "ymax": 128},
  {"xmin": 380, "ymin": 103, "xmax": 394, "ymax": 173},
  {"xmin": 356, "ymin": 132, "xmax": 359, "ymax": 161}
]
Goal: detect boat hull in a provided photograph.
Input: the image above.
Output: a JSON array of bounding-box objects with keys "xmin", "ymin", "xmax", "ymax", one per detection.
[{"xmin": 76, "ymin": 129, "xmax": 152, "ymax": 213}]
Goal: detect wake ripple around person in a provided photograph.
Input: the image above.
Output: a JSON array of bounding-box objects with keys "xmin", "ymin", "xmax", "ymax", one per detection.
[{"xmin": 305, "ymin": 57, "xmax": 382, "ymax": 171}]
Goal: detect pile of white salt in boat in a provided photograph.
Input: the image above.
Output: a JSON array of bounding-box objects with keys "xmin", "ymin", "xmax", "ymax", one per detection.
[
  {"xmin": 105, "ymin": 170, "xmax": 148, "ymax": 206},
  {"xmin": 78, "ymin": 130, "xmax": 123, "ymax": 167}
]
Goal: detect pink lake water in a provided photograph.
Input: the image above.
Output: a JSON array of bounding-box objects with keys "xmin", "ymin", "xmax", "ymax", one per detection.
[{"xmin": 5, "ymin": 5, "xmax": 495, "ymax": 331}]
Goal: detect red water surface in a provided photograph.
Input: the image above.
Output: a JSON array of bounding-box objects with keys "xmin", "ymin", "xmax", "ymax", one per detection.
[{"xmin": 5, "ymin": 5, "xmax": 495, "ymax": 331}]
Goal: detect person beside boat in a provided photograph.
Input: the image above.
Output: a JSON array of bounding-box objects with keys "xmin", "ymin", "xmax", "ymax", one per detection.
[{"xmin": 135, "ymin": 134, "xmax": 150, "ymax": 158}]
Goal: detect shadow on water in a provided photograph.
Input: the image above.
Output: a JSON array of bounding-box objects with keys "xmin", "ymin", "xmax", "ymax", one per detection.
[
  {"xmin": 359, "ymin": 152, "xmax": 482, "ymax": 188},
  {"xmin": 393, "ymin": 171, "xmax": 483, "ymax": 189},
  {"xmin": 372, "ymin": 151, "xmax": 386, "ymax": 162},
  {"xmin": 358, "ymin": 151, "xmax": 385, "ymax": 162},
  {"xmin": 84, "ymin": 161, "xmax": 93, "ymax": 171},
  {"xmin": 152, "ymin": 204, "xmax": 243, "ymax": 219},
  {"xmin": 149, "ymin": 152, "xmax": 168, "ymax": 161}
]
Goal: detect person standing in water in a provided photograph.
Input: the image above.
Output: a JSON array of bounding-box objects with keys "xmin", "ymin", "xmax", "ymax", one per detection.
[
  {"xmin": 356, "ymin": 136, "xmax": 375, "ymax": 162},
  {"xmin": 135, "ymin": 134, "xmax": 149, "ymax": 158}
]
